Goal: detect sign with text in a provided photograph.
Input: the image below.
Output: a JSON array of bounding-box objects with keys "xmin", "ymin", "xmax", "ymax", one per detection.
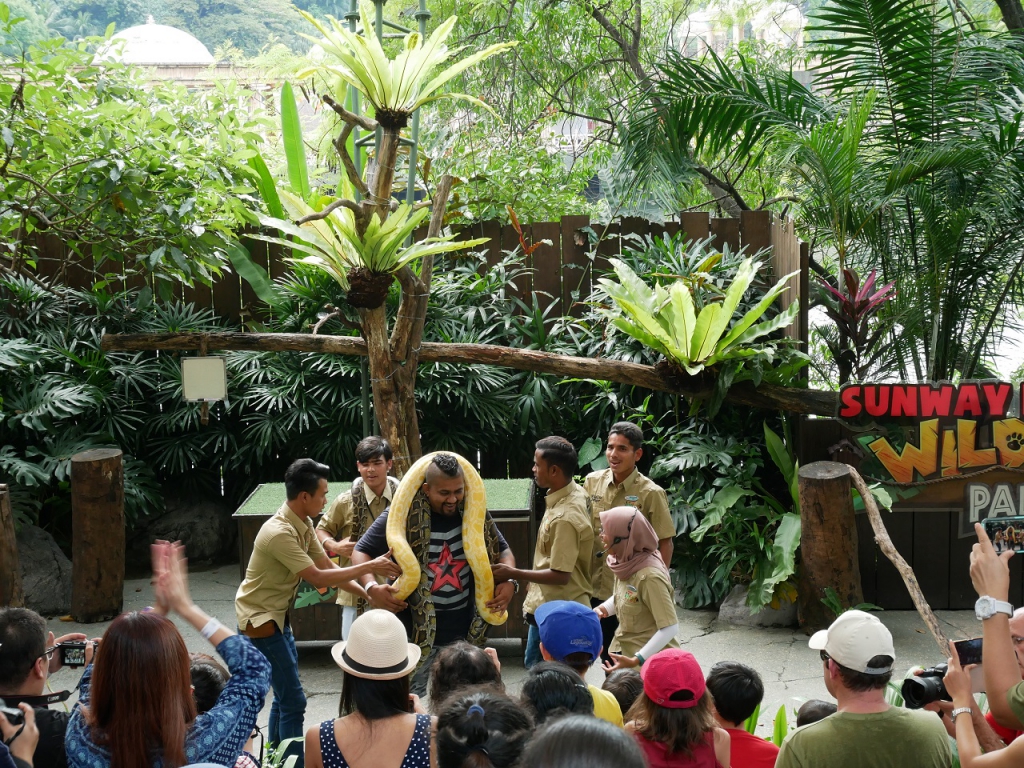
[
  {"xmin": 963, "ymin": 483, "xmax": 1024, "ymax": 537},
  {"xmin": 837, "ymin": 382, "xmax": 1024, "ymax": 485}
]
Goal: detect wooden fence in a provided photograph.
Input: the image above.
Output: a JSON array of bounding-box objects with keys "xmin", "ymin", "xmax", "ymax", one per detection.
[{"xmin": 35, "ymin": 210, "xmax": 808, "ymax": 340}]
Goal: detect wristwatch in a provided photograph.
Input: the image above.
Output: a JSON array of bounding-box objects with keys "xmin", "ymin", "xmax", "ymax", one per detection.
[
  {"xmin": 950, "ymin": 707, "xmax": 972, "ymax": 722},
  {"xmin": 509, "ymin": 579, "xmax": 520, "ymax": 595},
  {"xmin": 975, "ymin": 595, "xmax": 1013, "ymax": 621}
]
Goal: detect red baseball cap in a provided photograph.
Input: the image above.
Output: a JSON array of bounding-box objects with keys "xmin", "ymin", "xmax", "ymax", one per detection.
[{"xmin": 640, "ymin": 649, "xmax": 706, "ymax": 709}]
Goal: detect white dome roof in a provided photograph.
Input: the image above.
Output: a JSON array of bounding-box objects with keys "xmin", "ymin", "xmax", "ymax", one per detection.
[{"xmin": 105, "ymin": 17, "xmax": 214, "ymax": 65}]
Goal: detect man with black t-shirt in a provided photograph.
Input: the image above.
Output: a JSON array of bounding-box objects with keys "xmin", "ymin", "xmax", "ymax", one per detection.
[
  {"xmin": 351, "ymin": 453, "xmax": 517, "ymax": 695},
  {"xmin": 0, "ymin": 608, "xmax": 95, "ymax": 768}
]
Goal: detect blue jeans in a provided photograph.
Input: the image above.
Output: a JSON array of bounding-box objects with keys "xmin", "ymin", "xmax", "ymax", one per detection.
[
  {"xmin": 249, "ymin": 624, "xmax": 306, "ymax": 768},
  {"xmin": 524, "ymin": 623, "xmax": 543, "ymax": 669}
]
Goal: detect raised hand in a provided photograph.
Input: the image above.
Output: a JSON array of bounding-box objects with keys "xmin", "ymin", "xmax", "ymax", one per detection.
[
  {"xmin": 971, "ymin": 523, "xmax": 1013, "ymax": 600},
  {"xmin": 366, "ymin": 548, "xmax": 402, "ymax": 579}
]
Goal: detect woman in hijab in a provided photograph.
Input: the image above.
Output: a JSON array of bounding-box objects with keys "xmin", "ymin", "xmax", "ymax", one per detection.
[{"xmin": 594, "ymin": 506, "xmax": 680, "ymax": 673}]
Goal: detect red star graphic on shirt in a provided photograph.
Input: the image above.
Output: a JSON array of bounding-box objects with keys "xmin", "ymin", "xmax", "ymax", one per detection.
[{"xmin": 428, "ymin": 541, "xmax": 467, "ymax": 593}]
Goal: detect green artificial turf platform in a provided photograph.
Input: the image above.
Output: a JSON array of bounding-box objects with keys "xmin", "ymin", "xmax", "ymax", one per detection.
[{"xmin": 234, "ymin": 478, "xmax": 533, "ymax": 517}]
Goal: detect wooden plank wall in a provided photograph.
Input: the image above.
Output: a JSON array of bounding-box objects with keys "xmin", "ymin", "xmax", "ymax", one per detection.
[{"xmin": 34, "ymin": 212, "xmax": 806, "ymax": 329}]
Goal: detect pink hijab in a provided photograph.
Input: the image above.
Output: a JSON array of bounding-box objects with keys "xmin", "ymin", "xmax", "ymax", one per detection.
[{"xmin": 600, "ymin": 505, "xmax": 668, "ymax": 580}]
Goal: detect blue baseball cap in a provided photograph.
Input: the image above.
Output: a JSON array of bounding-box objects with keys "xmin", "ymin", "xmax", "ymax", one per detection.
[{"xmin": 535, "ymin": 600, "xmax": 602, "ymax": 662}]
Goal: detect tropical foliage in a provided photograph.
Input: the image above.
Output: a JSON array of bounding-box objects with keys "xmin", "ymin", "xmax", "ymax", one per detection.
[
  {"xmin": 599, "ymin": 256, "xmax": 804, "ymax": 415},
  {"xmin": 621, "ymin": 0, "xmax": 1024, "ymax": 381},
  {"xmin": 0, "ymin": 9, "xmax": 267, "ymax": 299}
]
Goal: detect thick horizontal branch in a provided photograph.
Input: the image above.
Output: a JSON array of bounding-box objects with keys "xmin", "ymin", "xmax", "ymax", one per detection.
[{"xmin": 100, "ymin": 332, "xmax": 838, "ymax": 416}]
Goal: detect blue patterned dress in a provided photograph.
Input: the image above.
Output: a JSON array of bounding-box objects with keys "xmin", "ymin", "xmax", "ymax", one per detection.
[{"xmin": 65, "ymin": 634, "xmax": 271, "ymax": 768}]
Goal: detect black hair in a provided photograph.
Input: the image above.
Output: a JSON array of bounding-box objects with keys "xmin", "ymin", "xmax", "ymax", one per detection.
[
  {"xmin": 796, "ymin": 699, "xmax": 837, "ymax": 727},
  {"xmin": 430, "ymin": 453, "xmax": 462, "ymax": 478},
  {"xmin": 601, "ymin": 668, "xmax": 643, "ymax": 716},
  {"xmin": 436, "ymin": 689, "xmax": 533, "ymax": 768},
  {"xmin": 834, "ymin": 655, "xmax": 893, "ymax": 692},
  {"xmin": 534, "ymin": 436, "xmax": 578, "ymax": 479},
  {"xmin": 428, "ymin": 641, "xmax": 504, "ymax": 713},
  {"xmin": 560, "ymin": 651, "xmax": 595, "ymax": 676},
  {"xmin": 355, "ymin": 436, "xmax": 393, "ymax": 464},
  {"xmin": 339, "ymin": 672, "xmax": 411, "ymax": 719},
  {"xmin": 706, "ymin": 661, "xmax": 764, "ymax": 725},
  {"xmin": 520, "ymin": 661, "xmax": 594, "ymax": 725},
  {"xmin": 284, "ymin": 458, "xmax": 330, "ymax": 500},
  {"xmin": 608, "ymin": 421, "xmax": 644, "ymax": 450},
  {"xmin": 518, "ymin": 714, "xmax": 647, "ymax": 768},
  {"xmin": 0, "ymin": 608, "xmax": 47, "ymax": 690},
  {"xmin": 189, "ymin": 653, "xmax": 229, "ymax": 713}
]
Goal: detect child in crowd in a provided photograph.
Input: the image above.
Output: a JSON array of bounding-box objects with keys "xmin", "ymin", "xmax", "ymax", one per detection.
[
  {"xmin": 595, "ymin": 507, "xmax": 679, "ymax": 673},
  {"xmin": 427, "ymin": 642, "xmax": 504, "ymax": 713},
  {"xmin": 795, "ymin": 700, "xmax": 837, "ymax": 727},
  {"xmin": 189, "ymin": 654, "xmax": 261, "ymax": 768},
  {"xmin": 520, "ymin": 661, "xmax": 595, "ymax": 724},
  {"xmin": 625, "ymin": 649, "xmax": 730, "ymax": 768},
  {"xmin": 304, "ymin": 611, "xmax": 431, "ymax": 768},
  {"xmin": 519, "ymin": 715, "xmax": 647, "ymax": 768},
  {"xmin": 535, "ymin": 600, "xmax": 624, "ymax": 726},
  {"xmin": 603, "ymin": 669, "xmax": 644, "ymax": 719},
  {"xmin": 706, "ymin": 661, "xmax": 778, "ymax": 768},
  {"xmin": 435, "ymin": 690, "xmax": 533, "ymax": 768}
]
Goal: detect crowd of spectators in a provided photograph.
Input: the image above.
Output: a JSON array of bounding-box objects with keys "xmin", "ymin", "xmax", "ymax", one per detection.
[{"xmin": 11, "ymin": 507, "xmax": 1024, "ymax": 767}]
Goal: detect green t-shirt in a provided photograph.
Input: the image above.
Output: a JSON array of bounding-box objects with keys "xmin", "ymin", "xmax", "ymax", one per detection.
[
  {"xmin": 775, "ymin": 707, "xmax": 951, "ymax": 768},
  {"xmin": 1007, "ymin": 679, "xmax": 1024, "ymax": 723}
]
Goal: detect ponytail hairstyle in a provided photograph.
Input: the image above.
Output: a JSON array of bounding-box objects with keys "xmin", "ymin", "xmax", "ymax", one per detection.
[{"xmin": 435, "ymin": 689, "xmax": 533, "ymax": 768}]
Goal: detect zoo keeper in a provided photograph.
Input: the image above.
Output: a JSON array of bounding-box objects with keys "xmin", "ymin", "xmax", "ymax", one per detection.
[
  {"xmin": 585, "ymin": 421, "xmax": 674, "ymax": 663},
  {"xmin": 234, "ymin": 458, "xmax": 400, "ymax": 767},
  {"xmin": 316, "ymin": 435, "xmax": 399, "ymax": 640}
]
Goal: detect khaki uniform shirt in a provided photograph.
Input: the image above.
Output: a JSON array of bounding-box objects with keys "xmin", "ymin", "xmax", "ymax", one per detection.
[
  {"xmin": 316, "ymin": 479, "xmax": 395, "ymax": 607},
  {"xmin": 610, "ymin": 565, "xmax": 680, "ymax": 657},
  {"xmin": 584, "ymin": 467, "xmax": 673, "ymax": 600},
  {"xmin": 523, "ymin": 481, "xmax": 594, "ymax": 616},
  {"xmin": 235, "ymin": 504, "xmax": 326, "ymax": 631}
]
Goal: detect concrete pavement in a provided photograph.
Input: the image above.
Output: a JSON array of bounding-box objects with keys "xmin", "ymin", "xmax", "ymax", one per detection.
[{"xmin": 44, "ymin": 565, "xmax": 980, "ymax": 739}]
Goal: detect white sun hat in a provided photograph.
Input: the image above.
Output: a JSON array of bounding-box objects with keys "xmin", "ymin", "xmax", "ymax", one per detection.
[
  {"xmin": 808, "ymin": 609, "xmax": 895, "ymax": 675},
  {"xmin": 331, "ymin": 609, "xmax": 421, "ymax": 680}
]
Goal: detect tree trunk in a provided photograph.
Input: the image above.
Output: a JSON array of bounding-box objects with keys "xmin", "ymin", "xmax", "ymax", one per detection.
[
  {"xmin": 996, "ymin": 0, "xmax": 1024, "ymax": 32},
  {"xmin": 0, "ymin": 485, "xmax": 24, "ymax": 608},
  {"xmin": 366, "ymin": 128, "xmax": 402, "ymax": 226},
  {"xmin": 797, "ymin": 461, "xmax": 862, "ymax": 631},
  {"xmin": 358, "ymin": 305, "xmax": 413, "ymax": 475},
  {"xmin": 71, "ymin": 448, "xmax": 125, "ymax": 622}
]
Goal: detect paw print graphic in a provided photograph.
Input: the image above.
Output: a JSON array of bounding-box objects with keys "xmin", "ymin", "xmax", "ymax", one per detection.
[{"xmin": 1006, "ymin": 432, "xmax": 1024, "ymax": 452}]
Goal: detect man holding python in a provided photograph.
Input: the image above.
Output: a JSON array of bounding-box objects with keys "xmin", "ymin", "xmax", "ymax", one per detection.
[{"xmin": 351, "ymin": 452, "xmax": 517, "ymax": 696}]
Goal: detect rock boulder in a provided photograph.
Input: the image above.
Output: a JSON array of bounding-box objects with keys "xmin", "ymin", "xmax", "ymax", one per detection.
[{"xmin": 17, "ymin": 525, "xmax": 72, "ymax": 617}]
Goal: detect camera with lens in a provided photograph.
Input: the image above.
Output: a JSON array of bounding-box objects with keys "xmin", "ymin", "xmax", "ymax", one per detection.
[
  {"xmin": 901, "ymin": 663, "xmax": 949, "ymax": 709},
  {"xmin": 0, "ymin": 705, "xmax": 24, "ymax": 725},
  {"xmin": 57, "ymin": 641, "xmax": 88, "ymax": 668}
]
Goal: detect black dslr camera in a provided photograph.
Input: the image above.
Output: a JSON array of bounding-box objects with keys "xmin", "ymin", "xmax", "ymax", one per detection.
[
  {"xmin": 901, "ymin": 664, "xmax": 949, "ymax": 709},
  {"xmin": 0, "ymin": 705, "xmax": 24, "ymax": 725}
]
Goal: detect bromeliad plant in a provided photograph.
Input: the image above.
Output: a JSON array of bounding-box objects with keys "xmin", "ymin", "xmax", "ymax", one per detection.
[
  {"xmin": 598, "ymin": 256, "xmax": 804, "ymax": 415},
  {"xmin": 252, "ymin": 3, "xmax": 516, "ymax": 473},
  {"xmin": 259, "ymin": 191, "xmax": 487, "ymax": 304}
]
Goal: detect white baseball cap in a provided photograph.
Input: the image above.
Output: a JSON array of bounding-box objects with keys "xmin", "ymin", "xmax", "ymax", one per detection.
[{"xmin": 808, "ymin": 610, "xmax": 895, "ymax": 674}]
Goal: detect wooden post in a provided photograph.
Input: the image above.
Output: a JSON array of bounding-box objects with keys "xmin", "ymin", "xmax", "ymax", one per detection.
[
  {"xmin": 0, "ymin": 485, "xmax": 24, "ymax": 607},
  {"xmin": 71, "ymin": 448, "xmax": 125, "ymax": 622},
  {"xmin": 797, "ymin": 461, "xmax": 863, "ymax": 630}
]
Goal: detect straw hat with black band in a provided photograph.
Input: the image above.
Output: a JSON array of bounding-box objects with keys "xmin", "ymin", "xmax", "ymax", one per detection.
[{"xmin": 331, "ymin": 610, "xmax": 421, "ymax": 680}]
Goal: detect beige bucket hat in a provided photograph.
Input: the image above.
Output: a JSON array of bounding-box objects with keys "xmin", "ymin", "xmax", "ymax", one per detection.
[{"xmin": 331, "ymin": 609, "xmax": 421, "ymax": 680}]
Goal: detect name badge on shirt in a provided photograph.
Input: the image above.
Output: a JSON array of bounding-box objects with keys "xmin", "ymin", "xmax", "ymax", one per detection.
[{"xmin": 625, "ymin": 495, "xmax": 640, "ymax": 507}]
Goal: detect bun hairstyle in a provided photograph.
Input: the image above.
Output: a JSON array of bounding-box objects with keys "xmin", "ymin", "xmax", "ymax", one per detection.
[{"xmin": 435, "ymin": 689, "xmax": 533, "ymax": 768}]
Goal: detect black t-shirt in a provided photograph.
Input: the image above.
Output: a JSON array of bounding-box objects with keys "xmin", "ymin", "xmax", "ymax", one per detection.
[{"xmin": 355, "ymin": 508, "xmax": 509, "ymax": 647}]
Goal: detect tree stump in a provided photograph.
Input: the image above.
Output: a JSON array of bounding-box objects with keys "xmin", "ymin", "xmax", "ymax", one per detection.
[
  {"xmin": 0, "ymin": 485, "xmax": 25, "ymax": 607},
  {"xmin": 797, "ymin": 461, "xmax": 863, "ymax": 630},
  {"xmin": 71, "ymin": 448, "xmax": 125, "ymax": 622}
]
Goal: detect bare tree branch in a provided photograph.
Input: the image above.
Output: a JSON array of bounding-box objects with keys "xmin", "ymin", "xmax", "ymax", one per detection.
[
  {"xmin": 322, "ymin": 94, "xmax": 379, "ymax": 132},
  {"xmin": 295, "ymin": 197, "xmax": 365, "ymax": 225}
]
